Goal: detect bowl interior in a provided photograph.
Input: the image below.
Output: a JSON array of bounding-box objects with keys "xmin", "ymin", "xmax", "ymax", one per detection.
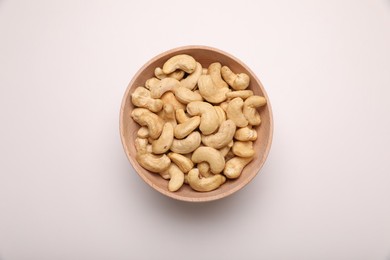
[{"xmin": 120, "ymin": 46, "xmax": 273, "ymax": 202}]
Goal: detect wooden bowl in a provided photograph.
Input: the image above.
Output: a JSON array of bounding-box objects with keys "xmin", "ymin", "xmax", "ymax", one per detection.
[{"xmin": 120, "ymin": 45, "xmax": 273, "ymax": 202}]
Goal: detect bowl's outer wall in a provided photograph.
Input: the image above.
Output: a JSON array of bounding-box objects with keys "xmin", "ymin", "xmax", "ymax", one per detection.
[{"xmin": 120, "ymin": 46, "xmax": 273, "ymax": 202}]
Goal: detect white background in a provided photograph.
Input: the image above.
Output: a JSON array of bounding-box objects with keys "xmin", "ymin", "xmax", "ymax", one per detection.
[{"xmin": 1, "ymin": 0, "xmax": 390, "ymax": 259}]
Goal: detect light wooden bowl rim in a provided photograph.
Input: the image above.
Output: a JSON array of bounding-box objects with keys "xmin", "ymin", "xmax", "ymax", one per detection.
[{"xmin": 119, "ymin": 45, "xmax": 273, "ymax": 202}]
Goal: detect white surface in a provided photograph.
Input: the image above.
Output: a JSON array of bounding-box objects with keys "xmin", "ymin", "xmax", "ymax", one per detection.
[{"xmin": 1, "ymin": 0, "xmax": 390, "ymax": 259}]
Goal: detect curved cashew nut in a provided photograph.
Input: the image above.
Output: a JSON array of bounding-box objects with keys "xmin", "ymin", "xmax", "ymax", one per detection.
[
  {"xmin": 202, "ymin": 68, "xmax": 208, "ymax": 75},
  {"xmin": 145, "ymin": 77, "xmax": 160, "ymax": 90},
  {"xmin": 167, "ymin": 152, "xmax": 194, "ymax": 173},
  {"xmin": 243, "ymin": 96, "xmax": 267, "ymax": 126},
  {"xmin": 173, "ymin": 86, "xmax": 203, "ymax": 104},
  {"xmin": 135, "ymin": 137, "xmax": 148, "ymax": 154},
  {"xmin": 131, "ymin": 108, "xmax": 164, "ymax": 139},
  {"xmin": 137, "ymin": 126, "xmax": 149, "ymax": 138},
  {"xmin": 201, "ymin": 120, "xmax": 236, "ymax": 149},
  {"xmin": 162, "ymin": 54, "xmax": 197, "ymax": 74},
  {"xmin": 158, "ymin": 103, "xmax": 177, "ymax": 127},
  {"xmin": 221, "ymin": 66, "xmax": 250, "ymax": 90},
  {"xmin": 219, "ymin": 142, "xmax": 232, "ymax": 157},
  {"xmin": 134, "ymin": 138, "xmax": 171, "ymax": 172},
  {"xmin": 150, "ymin": 78, "xmax": 181, "ymax": 98},
  {"xmin": 197, "ymin": 75, "xmax": 230, "ymax": 104},
  {"xmin": 226, "ymin": 90, "xmax": 254, "ymax": 100},
  {"xmin": 166, "ymin": 163, "xmax": 185, "ymax": 192},
  {"xmin": 186, "ymin": 101, "xmax": 219, "ymax": 135},
  {"xmin": 146, "ymin": 144, "xmax": 153, "ymax": 153},
  {"xmin": 160, "ymin": 92, "xmax": 186, "ymax": 110},
  {"xmin": 219, "ymin": 101, "xmax": 229, "ymax": 112},
  {"xmin": 131, "ymin": 87, "xmax": 163, "ymax": 113},
  {"xmin": 187, "ymin": 168, "xmax": 226, "ymax": 192},
  {"xmin": 180, "ymin": 62, "xmax": 203, "ymax": 90},
  {"xmin": 208, "ymin": 62, "xmax": 228, "ymax": 89},
  {"xmin": 234, "ymin": 126, "xmax": 257, "ymax": 141},
  {"xmin": 154, "ymin": 67, "xmax": 185, "ymax": 80},
  {"xmin": 198, "ymin": 162, "xmax": 212, "ymax": 177},
  {"xmin": 232, "ymin": 141, "xmax": 255, "ymax": 157},
  {"xmin": 226, "ymin": 97, "xmax": 248, "ymax": 128},
  {"xmin": 170, "ymin": 131, "xmax": 201, "ymax": 154},
  {"xmin": 152, "ymin": 123, "xmax": 174, "ymax": 154},
  {"xmin": 224, "ymin": 156, "xmax": 253, "ymax": 179},
  {"xmin": 174, "ymin": 116, "xmax": 201, "ymax": 139},
  {"xmin": 191, "ymin": 147, "xmax": 225, "ymax": 174},
  {"xmin": 175, "ymin": 108, "xmax": 191, "ymax": 123},
  {"xmin": 214, "ymin": 106, "xmax": 226, "ymax": 126},
  {"xmin": 136, "ymin": 152, "xmax": 171, "ymax": 173}
]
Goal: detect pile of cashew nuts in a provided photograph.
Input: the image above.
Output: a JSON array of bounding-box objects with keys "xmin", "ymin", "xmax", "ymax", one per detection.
[{"xmin": 130, "ymin": 54, "xmax": 267, "ymax": 192}]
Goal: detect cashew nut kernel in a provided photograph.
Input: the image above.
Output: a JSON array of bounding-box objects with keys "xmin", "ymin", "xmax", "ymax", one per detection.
[
  {"xmin": 187, "ymin": 169, "xmax": 226, "ymax": 192},
  {"xmin": 201, "ymin": 120, "xmax": 236, "ymax": 149},
  {"xmin": 221, "ymin": 66, "xmax": 250, "ymax": 90},
  {"xmin": 170, "ymin": 131, "xmax": 201, "ymax": 154},
  {"xmin": 162, "ymin": 54, "xmax": 197, "ymax": 74},
  {"xmin": 186, "ymin": 101, "xmax": 219, "ymax": 135},
  {"xmin": 226, "ymin": 97, "xmax": 248, "ymax": 128},
  {"xmin": 131, "ymin": 108, "xmax": 164, "ymax": 139},
  {"xmin": 191, "ymin": 146, "xmax": 225, "ymax": 174}
]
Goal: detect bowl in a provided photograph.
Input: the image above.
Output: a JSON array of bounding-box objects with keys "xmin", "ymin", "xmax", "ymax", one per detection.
[{"xmin": 119, "ymin": 45, "xmax": 273, "ymax": 202}]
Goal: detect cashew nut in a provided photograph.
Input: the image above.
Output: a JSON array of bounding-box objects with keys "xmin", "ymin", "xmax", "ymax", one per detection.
[
  {"xmin": 226, "ymin": 90, "xmax": 254, "ymax": 100},
  {"xmin": 224, "ymin": 156, "xmax": 253, "ymax": 179},
  {"xmin": 226, "ymin": 97, "xmax": 248, "ymax": 128},
  {"xmin": 162, "ymin": 54, "xmax": 197, "ymax": 74},
  {"xmin": 135, "ymin": 138, "xmax": 171, "ymax": 172},
  {"xmin": 160, "ymin": 92, "xmax": 186, "ymax": 110},
  {"xmin": 152, "ymin": 123, "xmax": 174, "ymax": 154},
  {"xmin": 174, "ymin": 116, "xmax": 201, "ymax": 139},
  {"xmin": 167, "ymin": 152, "xmax": 194, "ymax": 173},
  {"xmin": 146, "ymin": 144, "xmax": 153, "ymax": 153},
  {"xmin": 220, "ymin": 101, "xmax": 229, "ymax": 112},
  {"xmin": 173, "ymin": 86, "xmax": 203, "ymax": 104},
  {"xmin": 154, "ymin": 67, "xmax": 185, "ymax": 80},
  {"xmin": 219, "ymin": 143, "xmax": 232, "ymax": 157},
  {"xmin": 197, "ymin": 75, "xmax": 230, "ymax": 104},
  {"xmin": 131, "ymin": 86, "xmax": 163, "ymax": 113},
  {"xmin": 221, "ymin": 66, "xmax": 250, "ymax": 90},
  {"xmin": 170, "ymin": 131, "xmax": 201, "ymax": 154},
  {"xmin": 198, "ymin": 162, "xmax": 212, "ymax": 177},
  {"xmin": 175, "ymin": 108, "xmax": 191, "ymax": 123},
  {"xmin": 158, "ymin": 103, "xmax": 177, "ymax": 127},
  {"xmin": 191, "ymin": 146, "xmax": 225, "ymax": 174},
  {"xmin": 232, "ymin": 141, "xmax": 255, "ymax": 157},
  {"xmin": 145, "ymin": 77, "xmax": 160, "ymax": 90},
  {"xmin": 131, "ymin": 108, "xmax": 164, "ymax": 139},
  {"xmin": 234, "ymin": 126, "xmax": 257, "ymax": 141},
  {"xmin": 136, "ymin": 152, "xmax": 171, "ymax": 173},
  {"xmin": 243, "ymin": 96, "xmax": 267, "ymax": 126},
  {"xmin": 187, "ymin": 168, "xmax": 226, "ymax": 192},
  {"xmin": 135, "ymin": 137, "xmax": 148, "ymax": 154},
  {"xmin": 180, "ymin": 62, "xmax": 202, "ymax": 90},
  {"xmin": 186, "ymin": 101, "xmax": 219, "ymax": 135},
  {"xmin": 208, "ymin": 62, "xmax": 228, "ymax": 89},
  {"xmin": 137, "ymin": 126, "xmax": 149, "ymax": 138},
  {"xmin": 201, "ymin": 120, "xmax": 236, "ymax": 149},
  {"xmin": 150, "ymin": 78, "xmax": 181, "ymax": 98},
  {"xmin": 202, "ymin": 68, "xmax": 208, "ymax": 75},
  {"xmin": 166, "ymin": 163, "xmax": 185, "ymax": 192},
  {"xmin": 214, "ymin": 106, "xmax": 226, "ymax": 126},
  {"xmin": 159, "ymin": 170, "xmax": 170, "ymax": 180}
]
